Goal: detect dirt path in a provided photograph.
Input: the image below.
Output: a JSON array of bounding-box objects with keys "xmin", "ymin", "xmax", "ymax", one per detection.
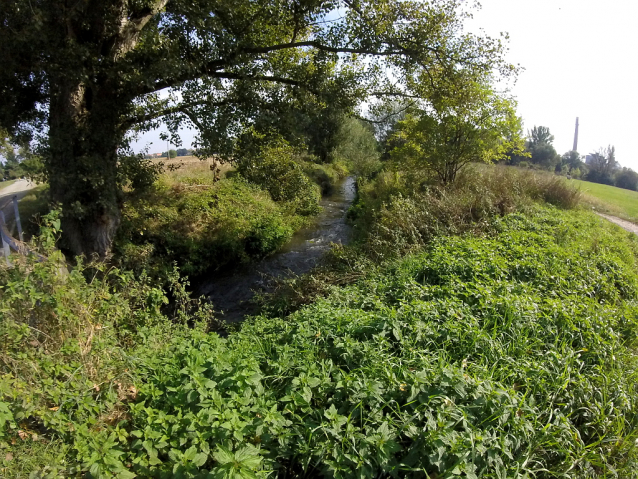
[
  {"xmin": 596, "ymin": 212, "xmax": 638, "ymax": 235},
  {"xmin": 0, "ymin": 179, "xmax": 38, "ymax": 224}
]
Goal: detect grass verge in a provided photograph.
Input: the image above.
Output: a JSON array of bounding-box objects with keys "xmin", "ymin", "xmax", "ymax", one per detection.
[{"xmin": 573, "ymin": 179, "xmax": 638, "ymax": 222}]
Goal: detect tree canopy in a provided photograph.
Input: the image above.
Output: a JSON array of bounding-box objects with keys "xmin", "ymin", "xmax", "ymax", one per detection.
[
  {"xmin": 388, "ymin": 82, "xmax": 525, "ymax": 185},
  {"xmin": 1, "ymin": 0, "xmax": 515, "ymax": 257},
  {"xmin": 586, "ymin": 145, "xmax": 618, "ymax": 185}
]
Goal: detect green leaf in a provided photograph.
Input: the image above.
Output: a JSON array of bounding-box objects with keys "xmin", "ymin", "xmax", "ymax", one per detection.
[
  {"xmin": 235, "ymin": 446, "xmax": 262, "ymax": 469},
  {"xmin": 213, "ymin": 446, "xmax": 235, "ymax": 465},
  {"xmin": 116, "ymin": 471, "xmax": 137, "ymax": 479},
  {"xmin": 192, "ymin": 452, "xmax": 208, "ymax": 467}
]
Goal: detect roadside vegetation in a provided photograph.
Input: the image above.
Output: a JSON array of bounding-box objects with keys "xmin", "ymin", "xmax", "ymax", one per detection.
[
  {"xmin": 3, "ymin": 165, "xmax": 638, "ymax": 477},
  {"xmin": 573, "ymin": 179, "xmax": 638, "ymax": 222}
]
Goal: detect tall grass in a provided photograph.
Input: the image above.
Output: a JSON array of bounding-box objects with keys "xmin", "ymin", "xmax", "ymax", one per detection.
[{"xmin": 351, "ymin": 165, "xmax": 581, "ymax": 260}]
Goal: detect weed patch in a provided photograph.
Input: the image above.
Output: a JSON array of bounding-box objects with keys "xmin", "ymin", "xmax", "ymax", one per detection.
[
  {"xmin": 37, "ymin": 207, "xmax": 635, "ymax": 477},
  {"xmin": 116, "ymin": 176, "xmax": 307, "ymax": 280}
]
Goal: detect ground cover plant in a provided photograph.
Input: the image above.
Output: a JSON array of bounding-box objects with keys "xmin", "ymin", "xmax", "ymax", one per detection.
[
  {"xmin": 2, "ymin": 162, "xmax": 637, "ymax": 477},
  {"xmin": 73, "ymin": 208, "xmax": 638, "ymax": 476},
  {"xmin": 3, "ymin": 176, "xmax": 638, "ymax": 477},
  {"xmin": 116, "ymin": 172, "xmax": 307, "ymax": 280}
]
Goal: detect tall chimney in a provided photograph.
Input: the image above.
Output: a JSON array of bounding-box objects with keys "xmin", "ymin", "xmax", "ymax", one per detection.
[{"xmin": 573, "ymin": 117, "xmax": 579, "ymax": 152}]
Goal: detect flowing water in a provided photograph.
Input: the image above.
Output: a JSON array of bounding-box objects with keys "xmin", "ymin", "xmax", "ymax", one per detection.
[{"xmin": 198, "ymin": 176, "xmax": 357, "ymax": 322}]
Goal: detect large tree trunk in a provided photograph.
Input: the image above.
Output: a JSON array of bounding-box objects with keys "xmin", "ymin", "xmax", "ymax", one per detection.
[{"xmin": 48, "ymin": 77, "xmax": 123, "ymax": 259}]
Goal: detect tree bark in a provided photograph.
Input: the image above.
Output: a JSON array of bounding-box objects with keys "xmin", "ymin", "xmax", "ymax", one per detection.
[{"xmin": 48, "ymin": 76, "xmax": 123, "ymax": 259}]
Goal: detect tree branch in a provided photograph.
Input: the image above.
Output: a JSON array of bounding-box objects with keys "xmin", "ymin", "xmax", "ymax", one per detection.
[
  {"xmin": 114, "ymin": 0, "xmax": 168, "ymax": 59},
  {"xmin": 121, "ymin": 99, "xmax": 228, "ymax": 129}
]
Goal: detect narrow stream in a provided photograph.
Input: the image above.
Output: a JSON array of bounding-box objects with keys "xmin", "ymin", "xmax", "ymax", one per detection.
[{"xmin": 198, "ymin": 176, "xmax": 357, "ymax": 322}]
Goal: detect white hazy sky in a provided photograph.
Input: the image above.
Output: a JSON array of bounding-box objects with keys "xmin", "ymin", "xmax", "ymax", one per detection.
[
  {"xmin": 134, "ymin": 0, "xmax": 638, "ymax": 169},
  {"xmin": 468, "ymin": 0, "xmax": 638, "ymax": 169}
]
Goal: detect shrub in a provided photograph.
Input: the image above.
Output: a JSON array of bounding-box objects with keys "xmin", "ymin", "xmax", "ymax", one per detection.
[
  {"xmin": 116, "ymin": 176, "xmax": 301, "ymax": 279},
  {"xmin": 0, "ymin": 212, "xmax": 217, "ymax": 477},
  {"xmin": 350, "ymin": 165, "xmax": 581, "ymax": 260},
  {"xmin": 299, "ymin": 159, "xmax": 349, "ymax": 195},
  {"xmin": 237, "ymin": 143, "xmax": 321, "ymax": 216}
]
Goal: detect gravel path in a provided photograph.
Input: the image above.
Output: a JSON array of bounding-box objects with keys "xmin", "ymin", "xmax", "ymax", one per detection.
[{"xmin": 596, "ymin": 212, "xmax": 638, "ymax": 235}]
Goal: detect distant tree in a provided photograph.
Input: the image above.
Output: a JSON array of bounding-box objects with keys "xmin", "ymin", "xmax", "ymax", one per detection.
[
  {"xmin": 526, "ymin": 126, "xmax": 560, "ymax": 170},
  {"xmin": 560, "ymin": 150, "xmax": 583, "ymax": 174},
  {"xmin": 390, "ymin": 83, "xmax": 525, "ymax": 185},
  {"xmin": 586, "ymin": 146, "xmax": 617, "ymax": 185},
  {"xmin": 615, "ymin": 167, "xmax": 638, "ymax": 191},
  {"xmin": 529, "ymin": 126, "xmax": 554, "ymax": 145},
  {"xmin": 176, "ymin": 148, "xmax": 189, "ymax": 157},
  {"xmin": 332, "ymin": 117, "xmax": 380, "ymax": 178}
]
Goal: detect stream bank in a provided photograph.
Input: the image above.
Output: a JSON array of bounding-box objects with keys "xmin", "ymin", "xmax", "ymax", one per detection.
[{"xmin": 198, "ymin": 176, "xmax": 356, "ymax": 322}]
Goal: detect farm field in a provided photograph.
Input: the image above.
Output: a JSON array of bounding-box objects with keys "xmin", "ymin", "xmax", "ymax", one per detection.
[{"xmin": 573, "ymin": 179, "xmax": 638, "ymax": 222}]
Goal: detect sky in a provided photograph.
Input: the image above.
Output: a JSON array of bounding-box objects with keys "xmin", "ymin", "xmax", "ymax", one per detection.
[
  {"xmin": 467, "ymin": 0, "xmax": 638, "ymax": 169},
  {"xmin": 133, "ymin": 0, "xmax": 638, "ymax": 169}
]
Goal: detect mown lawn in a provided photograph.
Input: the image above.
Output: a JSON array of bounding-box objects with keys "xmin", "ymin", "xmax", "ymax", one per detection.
[{"xmin": 573, "ymin": 179, "xmax": 638, "ymax": 222}]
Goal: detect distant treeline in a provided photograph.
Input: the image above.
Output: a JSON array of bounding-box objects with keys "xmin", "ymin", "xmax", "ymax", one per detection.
[
  {"xmin": 505, "ymin": 126, "xmax": 638, "ymax": 191},
  {"xmin": 144, "ymin": 148, "xmax": 194, "ymax": 159}
]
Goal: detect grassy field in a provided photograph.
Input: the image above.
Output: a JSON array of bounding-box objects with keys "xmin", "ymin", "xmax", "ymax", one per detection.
[
  {"xmin": 0, "ymin": 179, "xmax": 17, "ymax": 192},
  {"xmin": 573, "ymin": 179, "xmax": 638, "ymax": 222}
]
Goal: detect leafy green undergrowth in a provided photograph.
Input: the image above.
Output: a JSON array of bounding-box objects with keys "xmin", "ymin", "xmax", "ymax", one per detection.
[
  {"xmin": 0, "ymin": 213, "xmax": 217, "ymax": 478},
  {"xmin": 115, "ymin": 176, "xmax": 307, "ymax": 279},
  {"xmin": 7, "ymin": 206, "xmax": 627, "ymax": 477},
  {"xmin": 4, "ymin": 203, "xmax": 638, "ymax": 477}
]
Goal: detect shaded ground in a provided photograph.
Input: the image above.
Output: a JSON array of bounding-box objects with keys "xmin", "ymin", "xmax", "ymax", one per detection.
[{"xmin": 198, "ymin": 177, "xmax": 356, "ymax": 322}]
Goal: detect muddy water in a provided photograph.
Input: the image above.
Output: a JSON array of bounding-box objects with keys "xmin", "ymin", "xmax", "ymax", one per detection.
[{"xmin": 198, "ymin": 176, "xmax": 356, "ymax": 322}]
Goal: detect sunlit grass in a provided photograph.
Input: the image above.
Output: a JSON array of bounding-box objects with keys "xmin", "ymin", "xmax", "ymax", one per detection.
[{"xmin": 572, "ymin": 179, "xmax": 638, "ymax": 222}]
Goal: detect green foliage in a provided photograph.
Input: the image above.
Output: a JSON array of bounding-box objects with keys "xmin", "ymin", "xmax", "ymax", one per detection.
[
  {"xmin": 1, "ymin": 0, "xmax": 519, "ymax": 257},
  {"xmin": 116, "ymin": 175, "xmax": 303, "ymax": 279},
  {"xmin": 0, "ymin": 211, "xmax": 217, "ymax": 477},
  {"xmin": 4, "ymin": 175, "xmax": 638, "ymax": 477},
  {"xmin": 118, "ymin": 154, "xmax": 165, "ymax": 193},
  {"xmin": 332, "ymin": 117, "xmax": 382, "ymax": 179},
  {"xmin": 389, "ymin": 86, "xmax": 525, "ymax": 185},
  {"xmin": 350, "ymin": 166, "xmax": 581, "ymax": 260},
  {"xmin": 587, "ymin": 146, "xmax": 618, "ymax": 186},
  {"xmin": 507, "ymin": 126, "xmax": 560, "ymax": 171},
  {"xmin": 237, "ymin": 142, "xmax": 322, "ymax": 216},
  {"xmin": 299, "ymin": 159, "xmax": 349, "ymax": 195},
  {"xmin": 560, "ymin": 150, "xmax": 584, "ymax": 175},
  {"xmin": 615, "ymin": 167, "xmax": 638, "ymax": 191},
  {"xmin": 78, "ymin": 206, "xmax": 638, "ymax": 477}
]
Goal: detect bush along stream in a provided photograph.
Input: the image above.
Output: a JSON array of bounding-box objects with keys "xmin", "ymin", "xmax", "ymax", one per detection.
[
  {"xmin": 198, "ymin": 176, "xmax": 356, "ymax": 322},
  {"xmin": 1, "ymin": 170, "xmax": 638, "ymax": 477}
]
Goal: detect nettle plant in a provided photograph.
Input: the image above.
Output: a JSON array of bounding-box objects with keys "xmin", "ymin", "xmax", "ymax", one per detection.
[{"xmin": 76, "ymin": 207, "xmax": 638, "ymax": 478}]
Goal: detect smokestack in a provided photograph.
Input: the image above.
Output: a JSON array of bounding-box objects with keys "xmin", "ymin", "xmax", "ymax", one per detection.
[{"xmin": 573, "ymin": 117, "xmax": 579, "ymax": 152}]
